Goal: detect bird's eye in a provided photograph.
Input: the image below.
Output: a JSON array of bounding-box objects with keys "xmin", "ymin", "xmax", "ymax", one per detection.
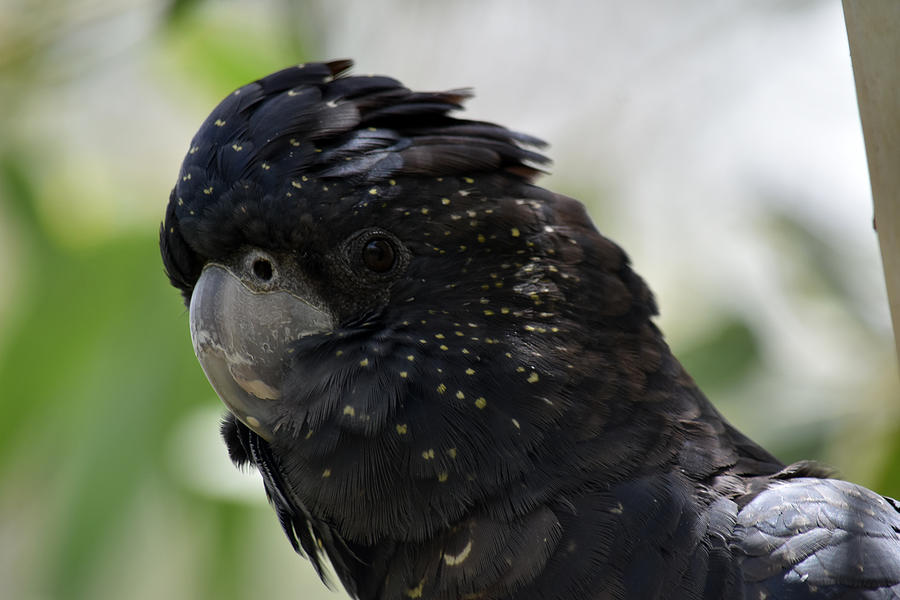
[{"xmin": 361, "ymin": 237, "xmax": 396, "ymax": 273}]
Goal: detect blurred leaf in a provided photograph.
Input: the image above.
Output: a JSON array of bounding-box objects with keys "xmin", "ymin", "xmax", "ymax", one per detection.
[
  {"xmin": 676, "ymin": 315, "xmax": 761, "ymax": 393},
  {"xmin": 0, "ymin": 156, "xmax": 215, "ymax": 599},
  {"xmin": 0, "ymin": 153, "xmax": 44, "ymax": 239},
  {"xmin": 765, "ymin": 421, "xmax": 834, "ymax": 469},
  {"xmin": 765, "ymin": 209, "xmax": 879, "ymax": 332},
  {"xmin": 158, "ymin": 5, "xmax": 308, "ymax": 100},
  {"xmin": 164, "ymin": 0, "xmax": 207, "ymax": 26},
  {"xmin": 873, "ymin": 420, "xmax": 900, "ymax": 499},
  {"xmin": 0, "ymin": 3, "xmax": 340, "ymax": 600}
]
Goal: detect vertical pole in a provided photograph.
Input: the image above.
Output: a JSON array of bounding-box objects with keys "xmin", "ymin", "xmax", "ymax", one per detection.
[{"xmin": 843, "ymin": 1, "xmax": 900, "ymax": 367}]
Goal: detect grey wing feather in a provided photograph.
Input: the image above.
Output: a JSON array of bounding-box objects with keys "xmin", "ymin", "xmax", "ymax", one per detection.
[{"xmin": 737, "ymin": 477, "xmax": 900, "ymax": 598}]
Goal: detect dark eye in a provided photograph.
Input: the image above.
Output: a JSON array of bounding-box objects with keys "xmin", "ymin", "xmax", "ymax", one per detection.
[{"xmin": 362, "ymin": 237, "xmax": 396, "ymax": 273}]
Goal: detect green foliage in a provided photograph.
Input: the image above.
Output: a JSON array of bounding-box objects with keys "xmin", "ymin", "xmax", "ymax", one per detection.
[
  {"xmin": 158, "ymin": 1, "xmax": 310, "ymax": 101},
  {"xmin": 1, "ymin": 153, "xmax": 236, "ymax": 599},
  {"xmin": 677, "ymin": 316, "xmax": 760, "ymax": 393},
  {"xmin": 0, "ymin": 5, "xmax": 337, "ymax": 599}
]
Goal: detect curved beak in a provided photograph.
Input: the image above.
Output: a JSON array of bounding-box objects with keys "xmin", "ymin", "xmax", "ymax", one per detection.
[{"xmin": 189, "ymin": 263, "xmax": 332, "ymax": 440}]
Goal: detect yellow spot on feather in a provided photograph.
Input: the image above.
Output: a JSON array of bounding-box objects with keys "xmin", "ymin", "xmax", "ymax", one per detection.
[
  {"xmin": 443, "ymin": 539, "xmax": 473, "ymax": 565},
  {"xmin": 406, "ymin": 580, "xmax": 425, "ymax": 598}
]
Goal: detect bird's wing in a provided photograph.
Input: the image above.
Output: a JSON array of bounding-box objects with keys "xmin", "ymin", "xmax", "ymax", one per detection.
[{"xmin": 737, "ymin": 476, "xmax": 900, "ymax": 598}]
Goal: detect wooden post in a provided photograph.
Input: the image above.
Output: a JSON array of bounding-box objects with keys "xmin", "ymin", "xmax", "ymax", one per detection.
[{"xmin": 843, "ymin": 1, "xmax": 900, "ymax": 366}]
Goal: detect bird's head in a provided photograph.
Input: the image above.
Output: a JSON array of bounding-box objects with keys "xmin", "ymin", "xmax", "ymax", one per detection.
[{"xmin": 161, "ymin": 60, "xmax": 662, "ymax": 541}]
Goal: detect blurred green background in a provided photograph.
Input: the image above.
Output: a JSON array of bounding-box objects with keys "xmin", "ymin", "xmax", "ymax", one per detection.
[{"xmin": 0, "ymin": 1, "xmax": 897, "ymax": 600}]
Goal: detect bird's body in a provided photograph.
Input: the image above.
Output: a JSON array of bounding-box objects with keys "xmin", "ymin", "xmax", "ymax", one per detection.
[{"xmin": 162, "ymin": 61, "xmax": 900, "ymax": 599}]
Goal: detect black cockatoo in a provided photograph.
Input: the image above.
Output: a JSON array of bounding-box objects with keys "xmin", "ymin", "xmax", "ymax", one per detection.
[{"xmin": 161, "ymin": 60, "xmax": 900, "ymax": 599}]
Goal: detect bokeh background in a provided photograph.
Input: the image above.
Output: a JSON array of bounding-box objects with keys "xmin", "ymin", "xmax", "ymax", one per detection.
[{"xmin": 1, "ymin": 1, "xmax": 898, "ymax": 599}]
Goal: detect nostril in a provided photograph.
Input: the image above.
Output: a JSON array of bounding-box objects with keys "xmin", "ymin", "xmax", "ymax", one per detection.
[{"xmin": 252, "ymin": 258, "xmax": 274, "ymax": 282}]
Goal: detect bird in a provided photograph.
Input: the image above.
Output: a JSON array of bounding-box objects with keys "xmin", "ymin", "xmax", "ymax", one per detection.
[{"xmin": 160, "ymin": 60, "xmax": 900, "ymax": 599}]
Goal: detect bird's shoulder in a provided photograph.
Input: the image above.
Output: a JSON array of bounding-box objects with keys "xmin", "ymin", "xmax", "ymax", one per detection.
[{"xmin": 736, "ymin": 470, "xmax": 900, "ymax": 598}]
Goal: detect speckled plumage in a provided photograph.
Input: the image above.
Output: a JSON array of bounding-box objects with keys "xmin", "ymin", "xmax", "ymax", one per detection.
[{"xmin": 162, "ymin": 60, "xmax": 900, "ymax": 600}]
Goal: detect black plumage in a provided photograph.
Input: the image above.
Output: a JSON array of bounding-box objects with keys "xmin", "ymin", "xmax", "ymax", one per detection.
[{"xmin": 161, "ymin": 60, "xmax": 900, "ymax": 599}]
